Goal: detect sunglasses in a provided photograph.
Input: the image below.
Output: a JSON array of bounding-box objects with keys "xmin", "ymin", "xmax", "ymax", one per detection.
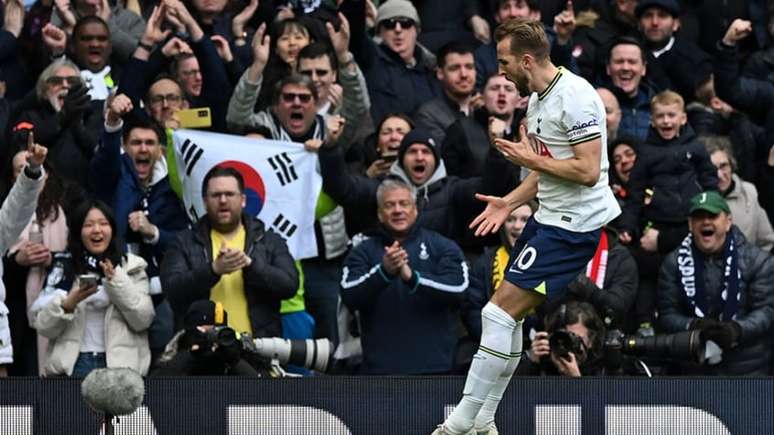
[
  {"xmin": 300, "ymin": 69, "xmax": 330, "ymax": 78},
  {"xmin": 281, "ymin": 92, "xmax": 313, "ymax": 103},
  {"xmin": 381, "ymin": 18, "xmax": 415, "ymax": 30},
  {"xmin": 46, "ymin": 76, "xmax": 81, "ymax": 86}
]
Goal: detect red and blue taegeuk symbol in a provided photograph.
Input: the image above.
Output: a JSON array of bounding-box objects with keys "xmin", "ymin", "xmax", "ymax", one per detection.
[{"xmin": 216, "ymin": 160, "xmax": 266, "ymax": 216}]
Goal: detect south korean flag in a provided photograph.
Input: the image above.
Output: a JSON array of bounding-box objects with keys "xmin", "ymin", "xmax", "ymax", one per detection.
[{"xmin": 170, "ymin": 129, "xmax": 322, "ymax": 259}]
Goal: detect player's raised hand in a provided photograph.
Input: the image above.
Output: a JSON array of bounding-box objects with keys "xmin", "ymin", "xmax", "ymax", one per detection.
[{"xmin": 469, "ymin": 193, "xmax": 511, "ymax": 236}]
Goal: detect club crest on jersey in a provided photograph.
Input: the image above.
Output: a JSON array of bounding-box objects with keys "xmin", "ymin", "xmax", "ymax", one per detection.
[{"xmin": 419, "ymin": 243, "xmax": 429, "ymax": 260}]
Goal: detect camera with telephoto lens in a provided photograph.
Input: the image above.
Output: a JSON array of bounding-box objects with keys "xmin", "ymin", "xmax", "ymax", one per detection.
[
  {"xmin": 251, "ymin": 337, "xmax": 333, "ymax": 372},
  {"xmin": 602, "ymin": 307, "xmax": 706, "ymax": 372},
  {"xmin": 549, "ymin": 329, "xmax": 587, "ymax": 360},
  {"xmin": 604, "ymin": 329, "xmax": 705, "ymax": 363}
]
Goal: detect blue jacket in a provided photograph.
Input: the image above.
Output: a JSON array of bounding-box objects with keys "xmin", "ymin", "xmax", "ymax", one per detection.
[
  {"xmin": 89, "ymin": 127, "xmax": 188, "ymax": 277},
  {"xmin": 613, "ymin": 84, "xmax": 653, "ymax": 143},
  {"xmin": 340, "ymin": 226, "xmax": 469, "ymax": 375},
  {"xmin": 356, "ymin": 38, "xmax": 440, "ymax": 124}
]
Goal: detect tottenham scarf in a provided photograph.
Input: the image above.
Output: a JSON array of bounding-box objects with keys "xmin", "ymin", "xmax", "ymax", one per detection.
[
  {"xmin": 585, "ymin": 231, "xmax": 609, "ymax": 288},
  {"xmin": 676, "ymin": 231, "xmax": 740, "ymax": 321}
]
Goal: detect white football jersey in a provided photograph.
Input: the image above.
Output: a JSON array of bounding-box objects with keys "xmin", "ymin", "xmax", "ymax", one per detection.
[{"xmin": 525, "ymin": 67, "xmax": 621, "ymax": 232}]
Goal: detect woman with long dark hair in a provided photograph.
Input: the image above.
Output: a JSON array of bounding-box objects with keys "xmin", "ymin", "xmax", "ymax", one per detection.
[
  {"xmin": 30, "ymin": 200, "xmax": 154, "ymax": 377},
  {"xmin": 6, "ymin": 152, "xmax": 69, "ymax": 375}
]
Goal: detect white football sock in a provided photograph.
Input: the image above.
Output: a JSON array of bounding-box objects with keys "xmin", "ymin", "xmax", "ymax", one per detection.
[
  {"xmin": 444, "ymin": 303, "xmax": 516, "ymax": 434},
  {"xmin": 474, "ymin": 319, "xmax": 523, "ymax": 430}
]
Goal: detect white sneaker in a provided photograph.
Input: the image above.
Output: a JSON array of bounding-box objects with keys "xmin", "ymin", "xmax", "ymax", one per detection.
[
  {"xmin": 430, "ymin": 424, "xmax": 476, "ymax": 435},
  {"xmin": 474, "ymin": 422, "xmax": 499, "ymax": 435}
]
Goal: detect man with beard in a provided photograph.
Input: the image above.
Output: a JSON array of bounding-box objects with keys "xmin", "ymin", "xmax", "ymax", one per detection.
[
  {"xmin": 635, "ymin": 0, "xmax": 711, "ymax": 102},
  {"xmin": 442, "ymin": 73, "xmax": 526, "ymax": 180},
  {"xmin": 161, "ymin": 167, "xmax": 298, "ymax": 337},
  {"xmin": 10, "ymin": 59, "xmax": 96, "ymax": 191},
  {"xmin": 414, "ymin": 42, "xmax": 478, "ymax": 146},
  {"xmin": 658, "ymin": 191, "xmax": 774, "ymax": 375},
  {"xmin": 433, "ymin": 19, "xmax": 620, "ymax": 435},
  {"xmin": 90, "ymin": 93, "xmax": 189, "ymax": 361},
  {"xmin": 474, "ymin": 0, "xmax": 578, "ymax": 90}
]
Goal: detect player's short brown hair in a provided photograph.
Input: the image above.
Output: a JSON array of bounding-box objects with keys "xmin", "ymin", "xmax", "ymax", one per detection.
[
  {"xmin": 494, "ymin": 18, "xmax": 550, "ymax": 61},
  {"xmin": 650, "ymin": 90, "xmax": 685, "ymax": 112}
]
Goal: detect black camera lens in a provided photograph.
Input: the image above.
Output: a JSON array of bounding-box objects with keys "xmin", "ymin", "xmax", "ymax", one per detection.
[{"xmin": 550, "ymin": 330, "xmax": 586, "ymax": 359}]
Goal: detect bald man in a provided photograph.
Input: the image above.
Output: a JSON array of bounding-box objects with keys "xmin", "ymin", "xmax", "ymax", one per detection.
[{"xmin": 597, "ymin": 87, "xmax": 621, "ymax": 142}]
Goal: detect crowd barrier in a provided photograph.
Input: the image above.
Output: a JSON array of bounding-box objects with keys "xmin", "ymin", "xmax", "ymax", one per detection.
[{"xmin": 0, "ymin": 376, "xmax": 772, "ymax": 434}]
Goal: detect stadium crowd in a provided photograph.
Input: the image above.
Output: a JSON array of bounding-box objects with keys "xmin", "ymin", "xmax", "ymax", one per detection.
[{"xmin": 0, "ymin": 0, "xmax": 772, "ymax": 378}]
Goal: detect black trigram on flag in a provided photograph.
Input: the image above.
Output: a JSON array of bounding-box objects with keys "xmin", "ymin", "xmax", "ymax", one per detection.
[
  {"xmin": 271, "ymin": 214, "xmax": 298, "ymax": 240},
  {"xmin": 267, "ymin": 152, "xmax": 298, "ymax": 186},
  {"xmin": 180, "ymin": 139, "xmax": 204, "ymax": 176}
]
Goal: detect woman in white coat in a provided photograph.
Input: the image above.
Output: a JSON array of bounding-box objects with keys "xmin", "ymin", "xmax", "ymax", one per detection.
[{"xmin": 31, "ymin": 200, "xmax": 155, "ymax": 377}]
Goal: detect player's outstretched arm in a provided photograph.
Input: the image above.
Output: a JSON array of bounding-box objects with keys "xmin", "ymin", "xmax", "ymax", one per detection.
[{"xmin": 469, "ymin": 171, "xmax": 538, "ymax": 236}]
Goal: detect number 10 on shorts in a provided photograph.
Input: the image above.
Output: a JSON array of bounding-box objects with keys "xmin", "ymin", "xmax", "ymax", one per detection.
[{"xmin": 510, "ymin": 245, "xmax": 537, "ymax": 273}]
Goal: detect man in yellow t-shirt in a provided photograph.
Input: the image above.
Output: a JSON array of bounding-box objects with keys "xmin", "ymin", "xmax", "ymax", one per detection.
[{"xmin": 162, "ymin": 167, "xmax": 299, "ymax": 338}]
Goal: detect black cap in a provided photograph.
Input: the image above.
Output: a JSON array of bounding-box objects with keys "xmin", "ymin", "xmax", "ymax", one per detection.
[
  {"xmin": 184, "ymin": 300, "xmax": 229, "ymax": 329},
  {"xmin": 635, "ymin": 0, "xmax": 680, "ymax": 18},
  {"xmin": 397, "ymin": 129, "xmax": 439, "ymax": 169}
]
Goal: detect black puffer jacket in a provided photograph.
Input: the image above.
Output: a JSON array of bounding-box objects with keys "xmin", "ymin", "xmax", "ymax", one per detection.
[
  {"xmin": 619, "ymin": 124, "xmax": 718, "ymax": 237},
  {"xmin": 10, "ymin": 101, "xmax": 101, "ymax": 189},
  {"xmin": 160, "ymin": 214, "xmax": 298, "ymax": 338},
  {"xmin": 658, "ymin": 227, "xmax": 774, "ymax": 375}
]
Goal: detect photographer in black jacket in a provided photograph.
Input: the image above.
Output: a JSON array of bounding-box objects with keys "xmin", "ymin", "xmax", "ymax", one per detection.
[
  {"xmin": 516, "ymin": 301, "xmax": 648, "ymax": 377},
  {"xmin": 153, "ymin": 300, "xmax": 267, "ymax": 376}
]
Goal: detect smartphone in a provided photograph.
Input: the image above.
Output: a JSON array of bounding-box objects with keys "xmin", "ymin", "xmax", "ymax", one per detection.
[
  {"xmin": 28, "ymin": 231, "xmax": 43, "ymax": 244},
  {"xmin": 177, "ymin": 107, "xmax": 212, "ymax": 129},
  {"xmin": 381, "ymin": 151, "xmax": 398, "ymax": 163},
  {"xmin": 78, "ymin": 274, "xmax": 98, "ymax": 287}
]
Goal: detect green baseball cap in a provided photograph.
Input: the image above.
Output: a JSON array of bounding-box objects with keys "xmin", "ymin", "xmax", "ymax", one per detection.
[{"xmin": 689, "ymin": 191, "xmax": 730, "ymax": 215}]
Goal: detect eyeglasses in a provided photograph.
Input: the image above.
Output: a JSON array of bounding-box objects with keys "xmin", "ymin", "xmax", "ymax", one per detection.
[
  {"xmin": 299, "ymin": 69, "xmax": 330, "ymax": 78},
  {"xmin": 281, "ymin": 92, "xmax": 313, "ymax": 103},
  {"xmin": 46, "ymin": 76, "xmax": 81, "ymax": 86},
  {"xmin": 149, "ymin": 94, "xmax": 183, "ymax": 106},
  {"xmin": 381, "ymin": 18, "xmax": 415, "ymax": 30},
  {"xmin": 206, "ymin": 191, "xmax": 240, "ymax": 200}
]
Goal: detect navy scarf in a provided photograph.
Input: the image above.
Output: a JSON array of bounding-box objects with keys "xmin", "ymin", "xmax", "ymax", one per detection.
[{"xmin": 676, "ymin": 231, "xmax": 740, "ymax": 321}]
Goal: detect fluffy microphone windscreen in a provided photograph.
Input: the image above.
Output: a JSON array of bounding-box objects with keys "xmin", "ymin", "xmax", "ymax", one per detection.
[{"xmin": 81, "ymin": 368, "xmax": 145, "ymax": 416}]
